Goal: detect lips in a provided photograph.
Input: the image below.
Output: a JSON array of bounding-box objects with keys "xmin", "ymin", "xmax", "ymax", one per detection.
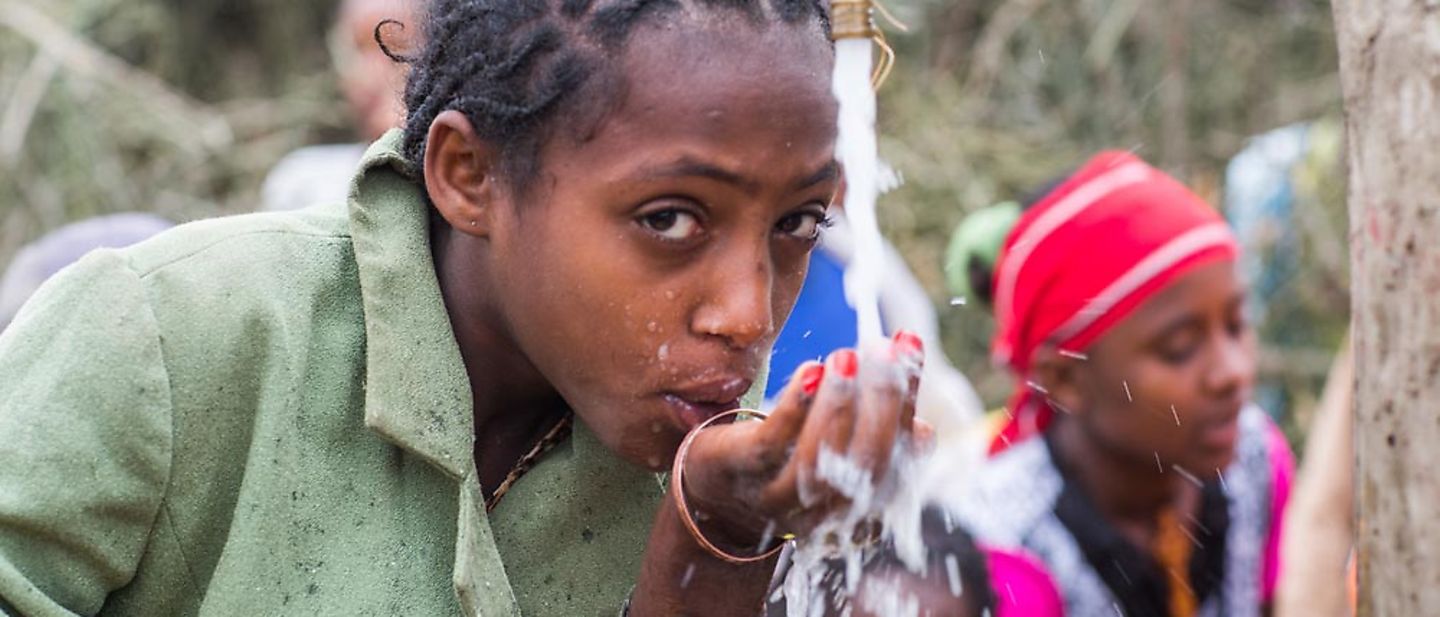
[
  {"xmin": 1194, "ymin": 404, "xmax": 1243, "ymax": 451},
  {"xmin": 661, "ymin": 376, "xmax": 752, "ymax": 432}
]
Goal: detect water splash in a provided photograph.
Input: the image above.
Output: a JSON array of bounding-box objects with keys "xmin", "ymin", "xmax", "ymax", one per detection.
[{"xmin": 775, "ymin": 15, "xmax": 978, "ymax": 617}]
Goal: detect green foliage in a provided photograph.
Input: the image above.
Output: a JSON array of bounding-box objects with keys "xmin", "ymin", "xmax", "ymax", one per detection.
[{"xmin": 0, "ymin": 0, "xmax": 346, "ymax": 256}]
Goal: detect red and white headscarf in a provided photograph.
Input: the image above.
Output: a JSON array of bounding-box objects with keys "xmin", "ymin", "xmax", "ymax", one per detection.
[{"xmin": 989, "ymin": 151, "xmax": 1239, "ymax": 455}]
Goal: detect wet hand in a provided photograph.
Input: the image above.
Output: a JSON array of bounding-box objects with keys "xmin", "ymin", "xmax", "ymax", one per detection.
[{"xmin": 679, "ymin": 330, "xmax": 928, "ymax": 552}]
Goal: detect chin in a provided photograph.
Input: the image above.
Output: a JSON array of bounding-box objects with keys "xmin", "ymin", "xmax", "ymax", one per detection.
[
  {"xmin": 574, "ymin": 402, "xmax": 684, "ymax": 472},
  {"xmin": 1190, "ymin": 446, "xmax": 1239, "ymax": 475}
]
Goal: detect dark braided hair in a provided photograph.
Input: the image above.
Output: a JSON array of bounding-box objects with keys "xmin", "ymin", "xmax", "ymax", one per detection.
[{"xmin": 381, "ymin": 0, "xmax": 832, "ymax": 196}]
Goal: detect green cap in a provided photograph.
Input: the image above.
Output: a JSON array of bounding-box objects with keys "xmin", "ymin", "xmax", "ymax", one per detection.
[{"xmin": 944, "ymin": 201, "xmax": 1022, "ymax": 303}]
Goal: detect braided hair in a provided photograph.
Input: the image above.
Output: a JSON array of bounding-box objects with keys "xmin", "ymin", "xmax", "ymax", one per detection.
[{"xmin": 381, "ymin": 0, "xmax": 832, "ymax": 195}]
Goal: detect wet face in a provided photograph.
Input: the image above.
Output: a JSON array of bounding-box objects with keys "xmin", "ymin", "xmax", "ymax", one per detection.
[
  {"xmin": 1059, "ymin": 260, "xmax": 1256, "ymax": 475},
  {"xmin": 479, "ymin": 22, "xmax": 838, "ymax": 469}
]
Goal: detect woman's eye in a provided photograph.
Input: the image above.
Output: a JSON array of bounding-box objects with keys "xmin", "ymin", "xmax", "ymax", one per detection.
[
  {"xmin": 1159, "ymin": 345, "xmax": 1198, "ymax": 365},
  {"xmin": 639, "ymin": 209, "xmax": 702, "ymax": 242},
  {"xmin": 1227, "ymin": 308, "xmax": 1251, "ymax": 338},
  {"xmin": 776, "ymin": 211, "xmax": 828, "ymax": 241},
  {"xmin": 1156, "ymin": 332, "xmax": 1202, "ymax": 365}
]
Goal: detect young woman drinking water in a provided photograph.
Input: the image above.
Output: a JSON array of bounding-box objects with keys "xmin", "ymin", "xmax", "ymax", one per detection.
[{"xmin": 0, "ymin": 1, "xmax": 925, "ymax": 614}]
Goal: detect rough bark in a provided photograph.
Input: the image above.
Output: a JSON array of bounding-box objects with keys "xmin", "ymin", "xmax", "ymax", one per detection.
[{"xmin": 1331, "ymin": 1, "xmax": 1440, "ymax": 614}]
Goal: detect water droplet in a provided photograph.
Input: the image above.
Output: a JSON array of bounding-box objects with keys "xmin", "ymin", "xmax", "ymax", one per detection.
[
  {"xmin": 680, "ymin": 562, "xmax": 696, "ymax": 588},
  {"xmin": 664, "ymin": 290, "xmax": 676, "ymax": 300},
  {"xmin": 1172, "ymin": 464, "xmax": 1203, "ymax": 488},
  {"xmin": 646, "ymin": 321, "xmax": 659, "ymax": 333},
  {"xmin": 657, "ymin": 343, "xmax": 669, "ymax": 361},
  {"xmin": 1038, "ymin": 48, "xmax": 1046, "ymax": 64},
  {"xmin": 802, "ymin": 330, "xmax": 812, "ymax": 339},
  {"xmin": 1122, "ymin": 380, "xmax": 1133, "ymax": 402},
  {"xmin": 651, "ymin": 421, "xmax": 663, "ymax": 434},
  {"xmin": 647, "ymin": 455, "xmax": 662, "ymax": 469},
  {"xmin": 949, "ymin": 296, "xmax": 967, "ymax": 306},
  {"xmin": 944, "ymin": 553, "xmax": 964, "ymax": 597},
  {"xmin": 1170, "ymin": 404, "xmax": 1181, "ymax": 426}
]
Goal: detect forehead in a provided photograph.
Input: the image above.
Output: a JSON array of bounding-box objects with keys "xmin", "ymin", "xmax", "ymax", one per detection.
[
  {"xmin": 551, "ymin": 17, "xmax": 837, "ymax": 163},
  {"xmin": 1097, "ymin": 259, "xmax": 1243, "ymax": 345},
  {"xmin": 339, "ymin": 0, "xmax": 409, "ymax": 24}
]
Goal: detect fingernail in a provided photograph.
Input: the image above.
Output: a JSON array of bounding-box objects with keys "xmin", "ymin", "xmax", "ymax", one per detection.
[
  {"xmin": 892, "ymin": 330, "xmax": 923, "ymax": 357},
  {"xmin": 831, "ymin": 349, "xmax": 858, "ymax": 379},
  {"xmin": 799, "ymin": 363, "xmax": 825, "ymax": 396}
]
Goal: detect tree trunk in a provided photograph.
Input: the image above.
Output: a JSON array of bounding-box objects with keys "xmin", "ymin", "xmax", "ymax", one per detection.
[{"xmin": 1332, "ymin": 2, "xmax": 1440, "ymax": 614}]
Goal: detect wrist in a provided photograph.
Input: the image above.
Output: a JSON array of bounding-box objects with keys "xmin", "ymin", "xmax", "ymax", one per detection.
[{"xmin": 671, "ymin": 409, "xmax": 786, "ymax": 565}]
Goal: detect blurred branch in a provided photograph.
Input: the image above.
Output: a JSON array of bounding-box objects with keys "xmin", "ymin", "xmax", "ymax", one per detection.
[
  {"xmin": 0, "ymin": 0, "xmax": 232, "ymax": 155},
  {"xmin": 963, "ymin": 0, "xmax": 1041, "ymax": 101},
  {"xmin": 0, "ymin": 50, "xmax": 57, "ymax": 168},
  {"xmin": 1157, "ymin": 0, "xmax": 1191, "ymax": 173},
  {"xmin": 1257, "ymin": 346, "xmax": 1341, "ymax": 380},
  {"xmin": 1084, "ymin": 0, "xmax": 1140, "ymax": 71}
]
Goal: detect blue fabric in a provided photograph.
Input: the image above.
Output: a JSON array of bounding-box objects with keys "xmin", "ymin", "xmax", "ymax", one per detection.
[{"xmin": 766, "ymin": 249, "xmax": 859, "ymax": 399}]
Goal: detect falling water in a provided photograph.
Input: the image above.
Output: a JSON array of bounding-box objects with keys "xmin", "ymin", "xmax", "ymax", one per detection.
[
  {"xmin": 833, "ymin": 37, "xmax": 887, "ymax": 350},
  {"xmin": 775, "ymin": 24, "xmax": 950, "ymax": 617}
]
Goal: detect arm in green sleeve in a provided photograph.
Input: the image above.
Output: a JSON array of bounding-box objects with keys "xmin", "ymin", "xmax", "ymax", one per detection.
[{"xmin": 0, "ymin": 251, "xmax": 173, "ymax": 616}]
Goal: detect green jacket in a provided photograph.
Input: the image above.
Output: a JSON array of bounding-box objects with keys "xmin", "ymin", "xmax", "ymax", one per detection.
[{"xmin": 0, "ymin": 132, "xmax": 762, "ymax": 616}]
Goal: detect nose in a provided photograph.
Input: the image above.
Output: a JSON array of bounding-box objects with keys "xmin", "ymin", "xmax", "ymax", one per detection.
[
  {"xmin": 690, "ymin": 248, "xmax": 776, "ymax": 350},
  {"xmin": 1203, "ymin": 331, "xmax": 1255, "ymax": 400}
]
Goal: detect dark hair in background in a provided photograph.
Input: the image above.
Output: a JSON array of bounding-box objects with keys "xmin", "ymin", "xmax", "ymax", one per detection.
[
  {"xmin": 379, "ymin": 0, "xmax": 831, "ymax": 197},
  {"xmin": 967, "ymin": 170, "xmax": 1075, "ymax": 308}
]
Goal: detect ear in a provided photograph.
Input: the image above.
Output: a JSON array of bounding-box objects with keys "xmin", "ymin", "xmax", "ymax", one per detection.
[
  {"xmin": 1029, "ymin": 343, "xmax": 1087, "ymax": 416},
  {"xmin": 423, "ymin": 110, "xmax": 502, "ymax": 237}
]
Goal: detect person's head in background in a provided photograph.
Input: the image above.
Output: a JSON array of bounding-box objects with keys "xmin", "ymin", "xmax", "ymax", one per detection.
[
  {"xmin": 329, "ymin": 0, "xmax": 417, "ymax": 141},
  {"xmin": 952, "ymin": 151, "xmax": 1255, "ymax": 477},
  {"xmin": 0, "ymin": 213, "xmax": 173, "ymax": 331}
]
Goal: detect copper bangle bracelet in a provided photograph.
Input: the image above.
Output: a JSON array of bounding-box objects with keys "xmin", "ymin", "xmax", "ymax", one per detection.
[{"xmin": 669, "ymin": 408, "xmax": 785, "ymax": 565}]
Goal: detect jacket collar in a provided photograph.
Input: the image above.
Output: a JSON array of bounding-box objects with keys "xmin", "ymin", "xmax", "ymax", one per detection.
[{"xmin": 348, "ymin": 129, "xmax": 474, "ymax": 480}]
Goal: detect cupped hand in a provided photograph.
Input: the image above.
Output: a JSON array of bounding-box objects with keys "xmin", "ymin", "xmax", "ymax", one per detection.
[{"xmin": 678, "ymin": 330, "xmax": 930, "ymax": 553}]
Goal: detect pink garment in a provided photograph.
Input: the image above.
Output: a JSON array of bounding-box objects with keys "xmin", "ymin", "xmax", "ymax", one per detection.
[
  {"xmin": 983, "ymin": 546, "xmax": 1065, "ymax": 617},
  {"xmin": 1262, "ymin": 421, "xmax": 1295, "ymax": 603}
]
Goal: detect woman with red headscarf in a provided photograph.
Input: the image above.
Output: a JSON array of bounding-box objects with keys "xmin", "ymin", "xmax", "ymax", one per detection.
[{"xmin": 945, "ymin": 152, "xmax": 1293, "ymax": 617}]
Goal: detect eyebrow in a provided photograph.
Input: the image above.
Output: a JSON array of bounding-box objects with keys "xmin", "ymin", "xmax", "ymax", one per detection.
[
  {"xmin": 1152, "ymin": 313, "xmax": 1203, "ymax": 343},
  {"xmin": 637, "ymin": 158, "xmax": 754, "ymax": 192},
  {"xmin": 1150, "ymin": 293, "xmax": 1245, "ymax": 342},
  {"xmin": 635, "ymin": 158, "xmax": 839, "ymax": 195},
  {"xmin": 794, "ymin": 161, "xmax": 840, "ymax": 191}
]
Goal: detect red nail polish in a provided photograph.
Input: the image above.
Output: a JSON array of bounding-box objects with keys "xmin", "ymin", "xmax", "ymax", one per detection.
[
  {"xmin": 832, "ymin": 350, "xmax": 858, "ymax": 378},
  {"xmin": 892, "ymin": 330, "xmax": 923, "ymax": 357},
  {"xmin": 799, "ymin": 364, "xmax": 825, "ymax": 396}
]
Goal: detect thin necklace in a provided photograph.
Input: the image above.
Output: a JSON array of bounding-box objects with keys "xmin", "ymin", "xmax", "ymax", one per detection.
[{"xmin": 484, "ymin": 413, "xmax": 574, "ymax": 512}]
